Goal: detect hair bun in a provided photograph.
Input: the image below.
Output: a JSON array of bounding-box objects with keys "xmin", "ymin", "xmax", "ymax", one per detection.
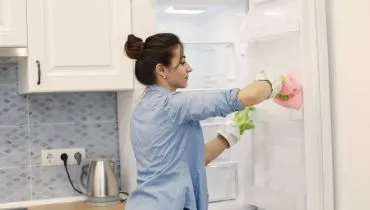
[{"xmin": 124, "ymin": 34, "xmax": 144, "ymax": 60}]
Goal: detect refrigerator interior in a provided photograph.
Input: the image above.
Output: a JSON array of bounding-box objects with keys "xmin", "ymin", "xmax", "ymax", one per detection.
[{"xmin": 156, "ymin": 0, "xmax": 306, "ymax": 209}]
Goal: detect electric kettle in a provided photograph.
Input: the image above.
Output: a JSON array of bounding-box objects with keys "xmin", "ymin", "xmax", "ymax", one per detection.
[{"xmin": 77, "ymin": 158, "xmax": 120, "ymax": 206}]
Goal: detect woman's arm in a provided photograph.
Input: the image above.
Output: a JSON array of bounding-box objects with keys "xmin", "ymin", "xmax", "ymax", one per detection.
[
  {"xmin": 166, "ymin": 80, "xmax": 272, "ymax": 124},
  {"xmin": 204, "ymin": 135, "xmax": 229, "ymax": 165},
  {"xmin": 238, "ymin": 81, "xmax": 272, "ymax": 106}
]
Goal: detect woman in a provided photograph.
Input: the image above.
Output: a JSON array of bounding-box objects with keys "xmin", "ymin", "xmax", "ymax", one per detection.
[{"xmin": 124, "ymin": 33, "xmax": 282, "ymax": 210}]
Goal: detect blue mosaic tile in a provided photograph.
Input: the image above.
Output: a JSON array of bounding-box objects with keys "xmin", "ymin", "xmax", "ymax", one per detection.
[
  {"xmin": 0, "ymin": 86, "xmax": 27, "ymax": 126},
  {"xmin": 29, "ymin": 92, "xmax": 117, "ymax": 125},
  {"xmin": 31, "ymin": 165, "xmax": 80, "ymax": 199},
  {"xmin": 86, "ymin": 123, "xmax": 119, "ymax": 160},
  {"xmin": 0, "ymin": 167, "xmax": 30, "ymax": 203},
  {"xmin": 0, "ymin": 63, "xmax": 18, "ymax": 86},
  {"xmin": 0, "ymin": 126, "xmax": 29, "ymax": 167}
]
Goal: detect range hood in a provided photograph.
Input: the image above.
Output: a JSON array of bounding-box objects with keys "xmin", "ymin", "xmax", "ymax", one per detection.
[{"xmin": 0, "ymin": 47, "xmax": 28, "ymax": 63}]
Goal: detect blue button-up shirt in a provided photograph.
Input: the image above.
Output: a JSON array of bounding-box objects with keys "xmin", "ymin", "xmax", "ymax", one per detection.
[{"xmin": 125, "ymin": 85, "xmax": 244, "ymax": 210}]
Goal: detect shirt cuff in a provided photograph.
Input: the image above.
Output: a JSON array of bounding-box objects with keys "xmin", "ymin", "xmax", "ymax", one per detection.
[{"xmin": 230, "ymin": 88, "xmax": 245, "ymax": 112}]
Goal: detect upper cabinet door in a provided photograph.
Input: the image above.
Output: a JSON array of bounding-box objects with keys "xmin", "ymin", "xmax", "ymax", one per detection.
[
  {"xmin": 20, "ymin": 0, "xmax": 133, "ymax": 93},
  {"xmin": 0, "ymin": 0, "xmax": 27, "ymax": 47}
]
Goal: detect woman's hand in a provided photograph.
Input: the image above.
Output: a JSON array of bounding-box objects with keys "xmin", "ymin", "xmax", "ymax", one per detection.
[
  {"xmin": 237, "ymin": 70, "xmax": 283, "ymax": 106},
  {"xmin": 204, "ymin": 107, "xmax": 255, "ymax": 165},
  {"xmin": 216, "ymin": 106, "xmax": 255, "ymax": 148}
]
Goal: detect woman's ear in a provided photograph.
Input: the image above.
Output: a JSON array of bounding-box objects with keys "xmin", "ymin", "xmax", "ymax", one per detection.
[{"xmin": 155, "ymin": 63, "xmax": 168, "ymax": 79}]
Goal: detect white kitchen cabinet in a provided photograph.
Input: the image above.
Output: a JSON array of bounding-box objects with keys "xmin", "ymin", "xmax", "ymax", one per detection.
[
  {"xmin": 0, "ymin": 0, "xmax": 27, "ymax": 47},
  {"xmin": 18, "ymin": 0, "xmax": 133, "ymax": 93}
]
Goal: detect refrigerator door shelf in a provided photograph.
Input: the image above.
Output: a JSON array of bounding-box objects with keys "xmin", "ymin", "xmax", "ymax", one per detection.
[
  {"xmin": 206, "ymin": 162, "xmax": 239, "ymax": 202},
  {"xmin": 251, "ymin": 101, "xmax": 304, "ymax": 122},
  {"xmin": 244, "ymin": 0, "xmax": 300, "ymax": 43},
  {"xmin": 251, "ymin": 0, "xmax": 297, "ymax": 7}
]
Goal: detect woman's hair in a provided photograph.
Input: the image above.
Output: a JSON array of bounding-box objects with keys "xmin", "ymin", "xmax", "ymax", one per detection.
[{"xmin": 124, "ymin": 33, "xmax": 183, "ymax": 86}]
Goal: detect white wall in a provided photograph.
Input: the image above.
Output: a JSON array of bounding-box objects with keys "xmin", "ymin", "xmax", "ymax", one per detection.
[
  {"xmin": 326, "ymin": 0, "xmax": 370, "ymax": 209},
  {"xmin": 118, "ymin": 0, "xmax": 157, "ymax": 193}
]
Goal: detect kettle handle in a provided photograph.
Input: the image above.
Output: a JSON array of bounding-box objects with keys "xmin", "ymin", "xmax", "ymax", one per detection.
[
  {"xmin": 76, "ymin": 159, "xmax": 90, "ymax": 195},
  {"xmin": 111, "ymin": 160, "xmax": 116, "ymax": 173}
]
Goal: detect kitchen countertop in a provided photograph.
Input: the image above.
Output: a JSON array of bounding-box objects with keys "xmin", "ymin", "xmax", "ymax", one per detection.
[{"xmin": 28, "ymin": 201, "xmax": 125, "ymax": 210}]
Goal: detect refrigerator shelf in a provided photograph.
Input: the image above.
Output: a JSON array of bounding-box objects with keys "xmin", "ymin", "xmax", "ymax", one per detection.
[
  {"xmin": 245, "ymin": 186, "xmax": 305, "ymax": 210},
  {"xmin": 177, "ymin": 42, "xmax": 238, "ymax": 90}
]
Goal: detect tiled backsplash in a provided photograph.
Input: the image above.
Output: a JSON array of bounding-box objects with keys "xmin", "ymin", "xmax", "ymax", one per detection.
[{"xmin": 0, "ymin": 63, "xmax": 121, "ymax": 203}]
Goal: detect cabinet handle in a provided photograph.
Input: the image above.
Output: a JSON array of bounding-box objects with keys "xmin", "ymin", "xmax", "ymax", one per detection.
[{"xmin": 36, "ymin": 60, "xmax": 41, "ymax": 85}]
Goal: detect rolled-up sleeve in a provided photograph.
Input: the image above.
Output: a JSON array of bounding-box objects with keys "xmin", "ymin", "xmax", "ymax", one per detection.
[{"xmin": 166, "ymin": 88, "xmax": 245, "ymax": 124}]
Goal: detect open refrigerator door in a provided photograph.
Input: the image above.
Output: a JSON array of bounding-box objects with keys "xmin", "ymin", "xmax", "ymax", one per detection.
[{"xmin": 242, "ymin": 0, "xmax": 307, "ymax": 210}]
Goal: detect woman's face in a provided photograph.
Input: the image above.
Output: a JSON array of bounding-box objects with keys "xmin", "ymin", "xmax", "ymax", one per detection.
[{"xmin": 165, "ymin": 45, "xmax": 193, "ymax": 90}]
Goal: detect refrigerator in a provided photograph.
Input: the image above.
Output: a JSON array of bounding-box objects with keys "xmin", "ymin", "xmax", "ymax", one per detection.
[{"xmin": 118, "ymin": 0, "xmax": 334, "ymax": 210}]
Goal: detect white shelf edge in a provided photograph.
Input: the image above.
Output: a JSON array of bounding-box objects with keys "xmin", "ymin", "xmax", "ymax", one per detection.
[
  {"xmin": 252, "ymin": 118, "xmax": 303, "ymax": 123},
  {"xmin": 207, "ymin": 161, "xmax": 238, "ymax": 167},
  {"xmin": 246, "ymin": 30, "xmax": 300, "ymax": 44},
  {"xmin": 200, "ymin": 121, "xmax": 229, "ymax": 126},
  {"xmin": 176, "ymin": 87, "xmax": 235, "ymax": 92},
  {"xmin": 182, "ymin": 41, "xmax": 235, "ymax": 45},
  {"xmin": 252, "ymin": 0, "xmax": 273, "ymax": 6}
]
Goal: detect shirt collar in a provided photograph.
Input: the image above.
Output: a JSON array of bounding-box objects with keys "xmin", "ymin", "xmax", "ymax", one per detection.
[{"xmin": 147, "ymin": 85, "xmax": 171, "ymax": 94}]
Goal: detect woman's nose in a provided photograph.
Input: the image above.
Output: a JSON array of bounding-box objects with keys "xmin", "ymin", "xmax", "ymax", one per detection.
[{"xmin": 186, "ymin": 64, "xmax": 192, "ymax": 72}]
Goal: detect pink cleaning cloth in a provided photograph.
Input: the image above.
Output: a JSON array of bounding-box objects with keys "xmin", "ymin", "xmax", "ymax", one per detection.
[{"xmin": 273, "ymin": 72, "xmax": 303, "ymax": 110}]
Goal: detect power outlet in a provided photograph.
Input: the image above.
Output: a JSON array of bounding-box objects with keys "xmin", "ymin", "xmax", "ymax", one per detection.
[{"xmin": 41, "ymin": 148, "xmax": 86, "ymax": 166}]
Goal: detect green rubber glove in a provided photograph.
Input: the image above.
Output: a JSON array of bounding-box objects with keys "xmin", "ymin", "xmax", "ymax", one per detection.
[
  {"xmin": 275, "ymin": 76, "xmax": 289, "ymax": 101},
  {"xmin": 233, "ymin": 106, "xmax": 256, "ymax": 135}
]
